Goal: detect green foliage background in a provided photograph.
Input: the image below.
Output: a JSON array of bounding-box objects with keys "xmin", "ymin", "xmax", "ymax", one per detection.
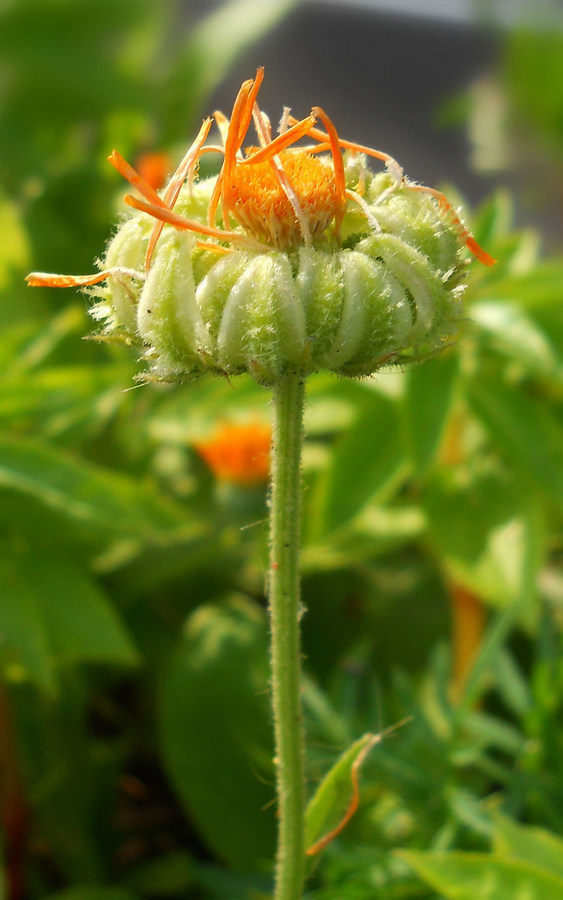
[{"xmin": 1, "ymin": 1, "xmax": 563, "ymax": 898}]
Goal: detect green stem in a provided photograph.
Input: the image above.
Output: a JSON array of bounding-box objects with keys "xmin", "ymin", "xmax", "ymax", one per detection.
[{"xmin": 269, "ymin": 374, "xmax": 307, "ymax": 900}]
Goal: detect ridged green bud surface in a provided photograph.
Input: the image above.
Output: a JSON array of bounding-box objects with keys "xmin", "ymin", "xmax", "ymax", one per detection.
[{"xmin": 91, "ymin": 158, "xmax": 468, "ymax": 386}]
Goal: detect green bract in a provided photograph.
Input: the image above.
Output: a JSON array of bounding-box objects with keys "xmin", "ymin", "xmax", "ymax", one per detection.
[{"xmin": 91, "ymin": 159, "xmax": 467, "ymax": 387}]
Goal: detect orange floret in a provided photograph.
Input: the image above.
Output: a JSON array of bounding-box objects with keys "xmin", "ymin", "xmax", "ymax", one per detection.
[{"xmin": 229, "ymin": 149, "xmax": 342, "ymax": 248}]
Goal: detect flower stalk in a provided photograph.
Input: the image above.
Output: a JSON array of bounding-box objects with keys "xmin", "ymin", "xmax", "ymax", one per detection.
[{"xmin": 268, "ymin": 374, "xmax": 307, "ymax": 900}]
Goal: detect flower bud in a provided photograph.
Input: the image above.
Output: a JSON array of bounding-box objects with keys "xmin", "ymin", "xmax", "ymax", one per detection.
[{"xmin": 28, "ymin": 71, "xmax": 494, "ymax": 386}]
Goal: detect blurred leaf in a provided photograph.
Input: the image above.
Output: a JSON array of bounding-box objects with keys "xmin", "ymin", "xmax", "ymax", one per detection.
[
  {"xmin": 471, "ymin": 258, "xmax": 563, "ymax": 312},
  {"xmin": 5, "ymin": 305, "xmax": 87, "ymax": 372},
  {"xmin": 0, "ymin": 190, "xmax": 29, "ymax": 289},
  {"xmin": 302, "ymin": 675, "xmax": 349, "ymax": 750},
  {"xmin": 0, "ymin": 541, "xmax": 138, "ymax": 693},
  {"xmin": 468, "ymin": 376, "xmax": 563, "ymax": 510},
  {"xmin": 400, "ymin": 849, "xmax": 563, "ymax": 899},
  {"xmin": 302, "ymin": 504, "xmax": 425, "ymax": 573},
  {"xmin": 0, "ymin": 367, "xmax": 130, "ymax": 434},
  {"xmin": 462, "ymin": 710, "xmax": 525, "ymax": 756},
  {"xmin": 490, "ymin": 647, "xmax": 533, "ymax": 718},
  {"xmin": 158, "ymin": 595, "xmax": 275, "ymax": 871},
  {"xmin": 44, "ymin": 889, "xmax": 141, "ymax": 900},
  {"xmin": 493, "ymin": 812, "xmax": 563, "ymax": 880},
  {"xmin": 0, "ymin": 435, "xmax": 190, "ymax": 538},
  {"xmin": 403, "ymin": 349, "xmax": 459, "ymax": 475},
  {"xmin": 124, "ymin": 850, "xmax": 194, "ymax": 896},
  {"xmin": 470, "ymin": 190, "xmax": 515, "ymax": 248},
  {"xmin": 504, "ymin": 28, "xmax": 563, "ymax": 158},
  {"xmin": 310, "ymin": 390, "xmax": 405, "ymax": 539},
  {"xmin": 28, "ymin": 547, "xmax": 139, "ymax": 668},
  {"xmin": 0, "ymin": 546, "xmax": 55, "ymax": 693},
  {"xmin": 159, "ymin": 0, "xmax": 298, "ymax": 136},
  {"xmin": 422, "ymin": 468, "xmax": 542, "ymax": 616},
  {"xmin": 189, "ymin": 862, "xmax": 272, "ymax": 899},
  {"xmin": 471, "ymin": 302, "xmax": 562, "ymax": 383}
]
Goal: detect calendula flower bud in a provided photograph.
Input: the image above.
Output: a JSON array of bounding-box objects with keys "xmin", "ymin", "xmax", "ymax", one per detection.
[{"xmin": 27, "ymin": 68, "xmax": 494, "ymax": 386}]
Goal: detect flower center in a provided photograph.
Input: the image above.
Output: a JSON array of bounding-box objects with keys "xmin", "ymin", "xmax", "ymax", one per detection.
[{"xmin": 228, "ymin": 149, "xmax": 343, "ymax": 249}]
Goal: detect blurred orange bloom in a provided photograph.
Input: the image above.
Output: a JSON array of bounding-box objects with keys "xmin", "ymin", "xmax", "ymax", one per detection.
[
  {"xmin": 194, "ymin": 421, "xmax": 271, "ymax": 486},
  {"xmin": 135, "ymin": 152, "xmax": 171, "ymax": 192}
]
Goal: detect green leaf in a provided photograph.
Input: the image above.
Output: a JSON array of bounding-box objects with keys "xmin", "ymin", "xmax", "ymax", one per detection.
[
  {"xmin": 471, "ymin": 190, "xmax": 515, "ymax": 248},
  {"xmin": 471, "ymin": 302, "xmax": 562, "ymax": 383},
  {"xmin": 490, "ymin": 647, "xmax": 533, "ymax": 717},
  {"xmin": 0, "ymin": 435, "xmax": 189, "ymax": 538},
  {"xmin": 158, "ymin": 596, "xmax": 275, "ymax": 871},
  {"xmin": 403, "ymin": 349, "xmax": 459, "ymax": 475},
  {"xmin": 305, "ymin": 733, "xmax": 379, "ymax": 857},
  {"xmin": 0, "ymin": 547, "xmax": 55, "ymax": 693},
  {"xmin": 400, "ymin": 849, "xmax": 563, "ymax": 899},
  {"xmin": 28, "ymin": 548, "xmax": 139, "ymax": 668},
  {"xmin": 160, "ymin": 0, "xmax": 297, "ymax": 136},
  {"xmin": 454, "ymin": 502, "xmax": 543, "ymax": 711},
  {"xmin": 124, "ymin": 850, "xmax": 193, "ymax": 896},
  {"xmin": 0, "ymin": 190, "xmax": 29, "ymax": 290},
  {"xmin": 493, "ymin": 812, "xmax": 563, "ymax": 881},
  {"xmin": 0, "ymin": 366, "xmax": 130, "ymax": 432},
  {"xmin": 0, "ymin": 541, "xmax": 138, "ymax": 693},
  {"xmin": 311, "ymin": 389, "xmax": 405, "ymax": 538},
  {"xmin": 422, "ymin": 468, "xmax": 542, "ymax": 616},
  {"xmin": 44, "ymin": 889, "xmax": 141, "ymax": 900},
  {"xmin": 471, "ymin": 259, "xmax": 563, "ymax": 310},
  {"xmin": 468, "ymin": 376, "xmax": 563, "ymax": 509}
]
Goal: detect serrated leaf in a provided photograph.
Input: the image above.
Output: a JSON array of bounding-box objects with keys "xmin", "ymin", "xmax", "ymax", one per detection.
[
  {"xmin": 158, "ymin": 596, "xmax": 275, "ymax": 870},
  {"xmin": 400, "ymin": 849, "xmax": 563, "ymax": 899}
]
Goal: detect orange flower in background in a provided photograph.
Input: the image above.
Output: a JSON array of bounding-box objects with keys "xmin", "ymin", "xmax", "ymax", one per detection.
[
  {"xmin": 194, "ymin": 421, "xmax": 271, "ymax": 486},
  {"xmin": 135, "ymin": 152, "xmax": 171, "ymax": 192}
]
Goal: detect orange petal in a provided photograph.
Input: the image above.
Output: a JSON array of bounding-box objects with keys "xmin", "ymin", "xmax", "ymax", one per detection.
[
  {"xmin": 108, "ymin": 151, "xmax": 164, "ymax": 207},
  {"xmin": 241, "ymin": 115, "xmax": 317, "ymax": 165},
  {"xmin": 27, "ymin": 271, "xmax": 112, "ymax": 288}
]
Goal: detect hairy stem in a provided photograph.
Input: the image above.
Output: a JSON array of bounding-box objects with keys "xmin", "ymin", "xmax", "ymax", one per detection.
[{"xmin": 269, "ymin": 374, "xmax": 306, "ymax": 900}]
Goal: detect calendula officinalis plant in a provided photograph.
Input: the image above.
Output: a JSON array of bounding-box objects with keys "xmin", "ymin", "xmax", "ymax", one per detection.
[{"xmin": 27, "ymin": 67, "xmax": 495, "ymax": 900}]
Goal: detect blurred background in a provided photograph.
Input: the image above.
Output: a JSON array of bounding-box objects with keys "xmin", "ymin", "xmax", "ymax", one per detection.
[{"xmin": 1, "ymin": 1, "xmax": 563, "ymax": 898}]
